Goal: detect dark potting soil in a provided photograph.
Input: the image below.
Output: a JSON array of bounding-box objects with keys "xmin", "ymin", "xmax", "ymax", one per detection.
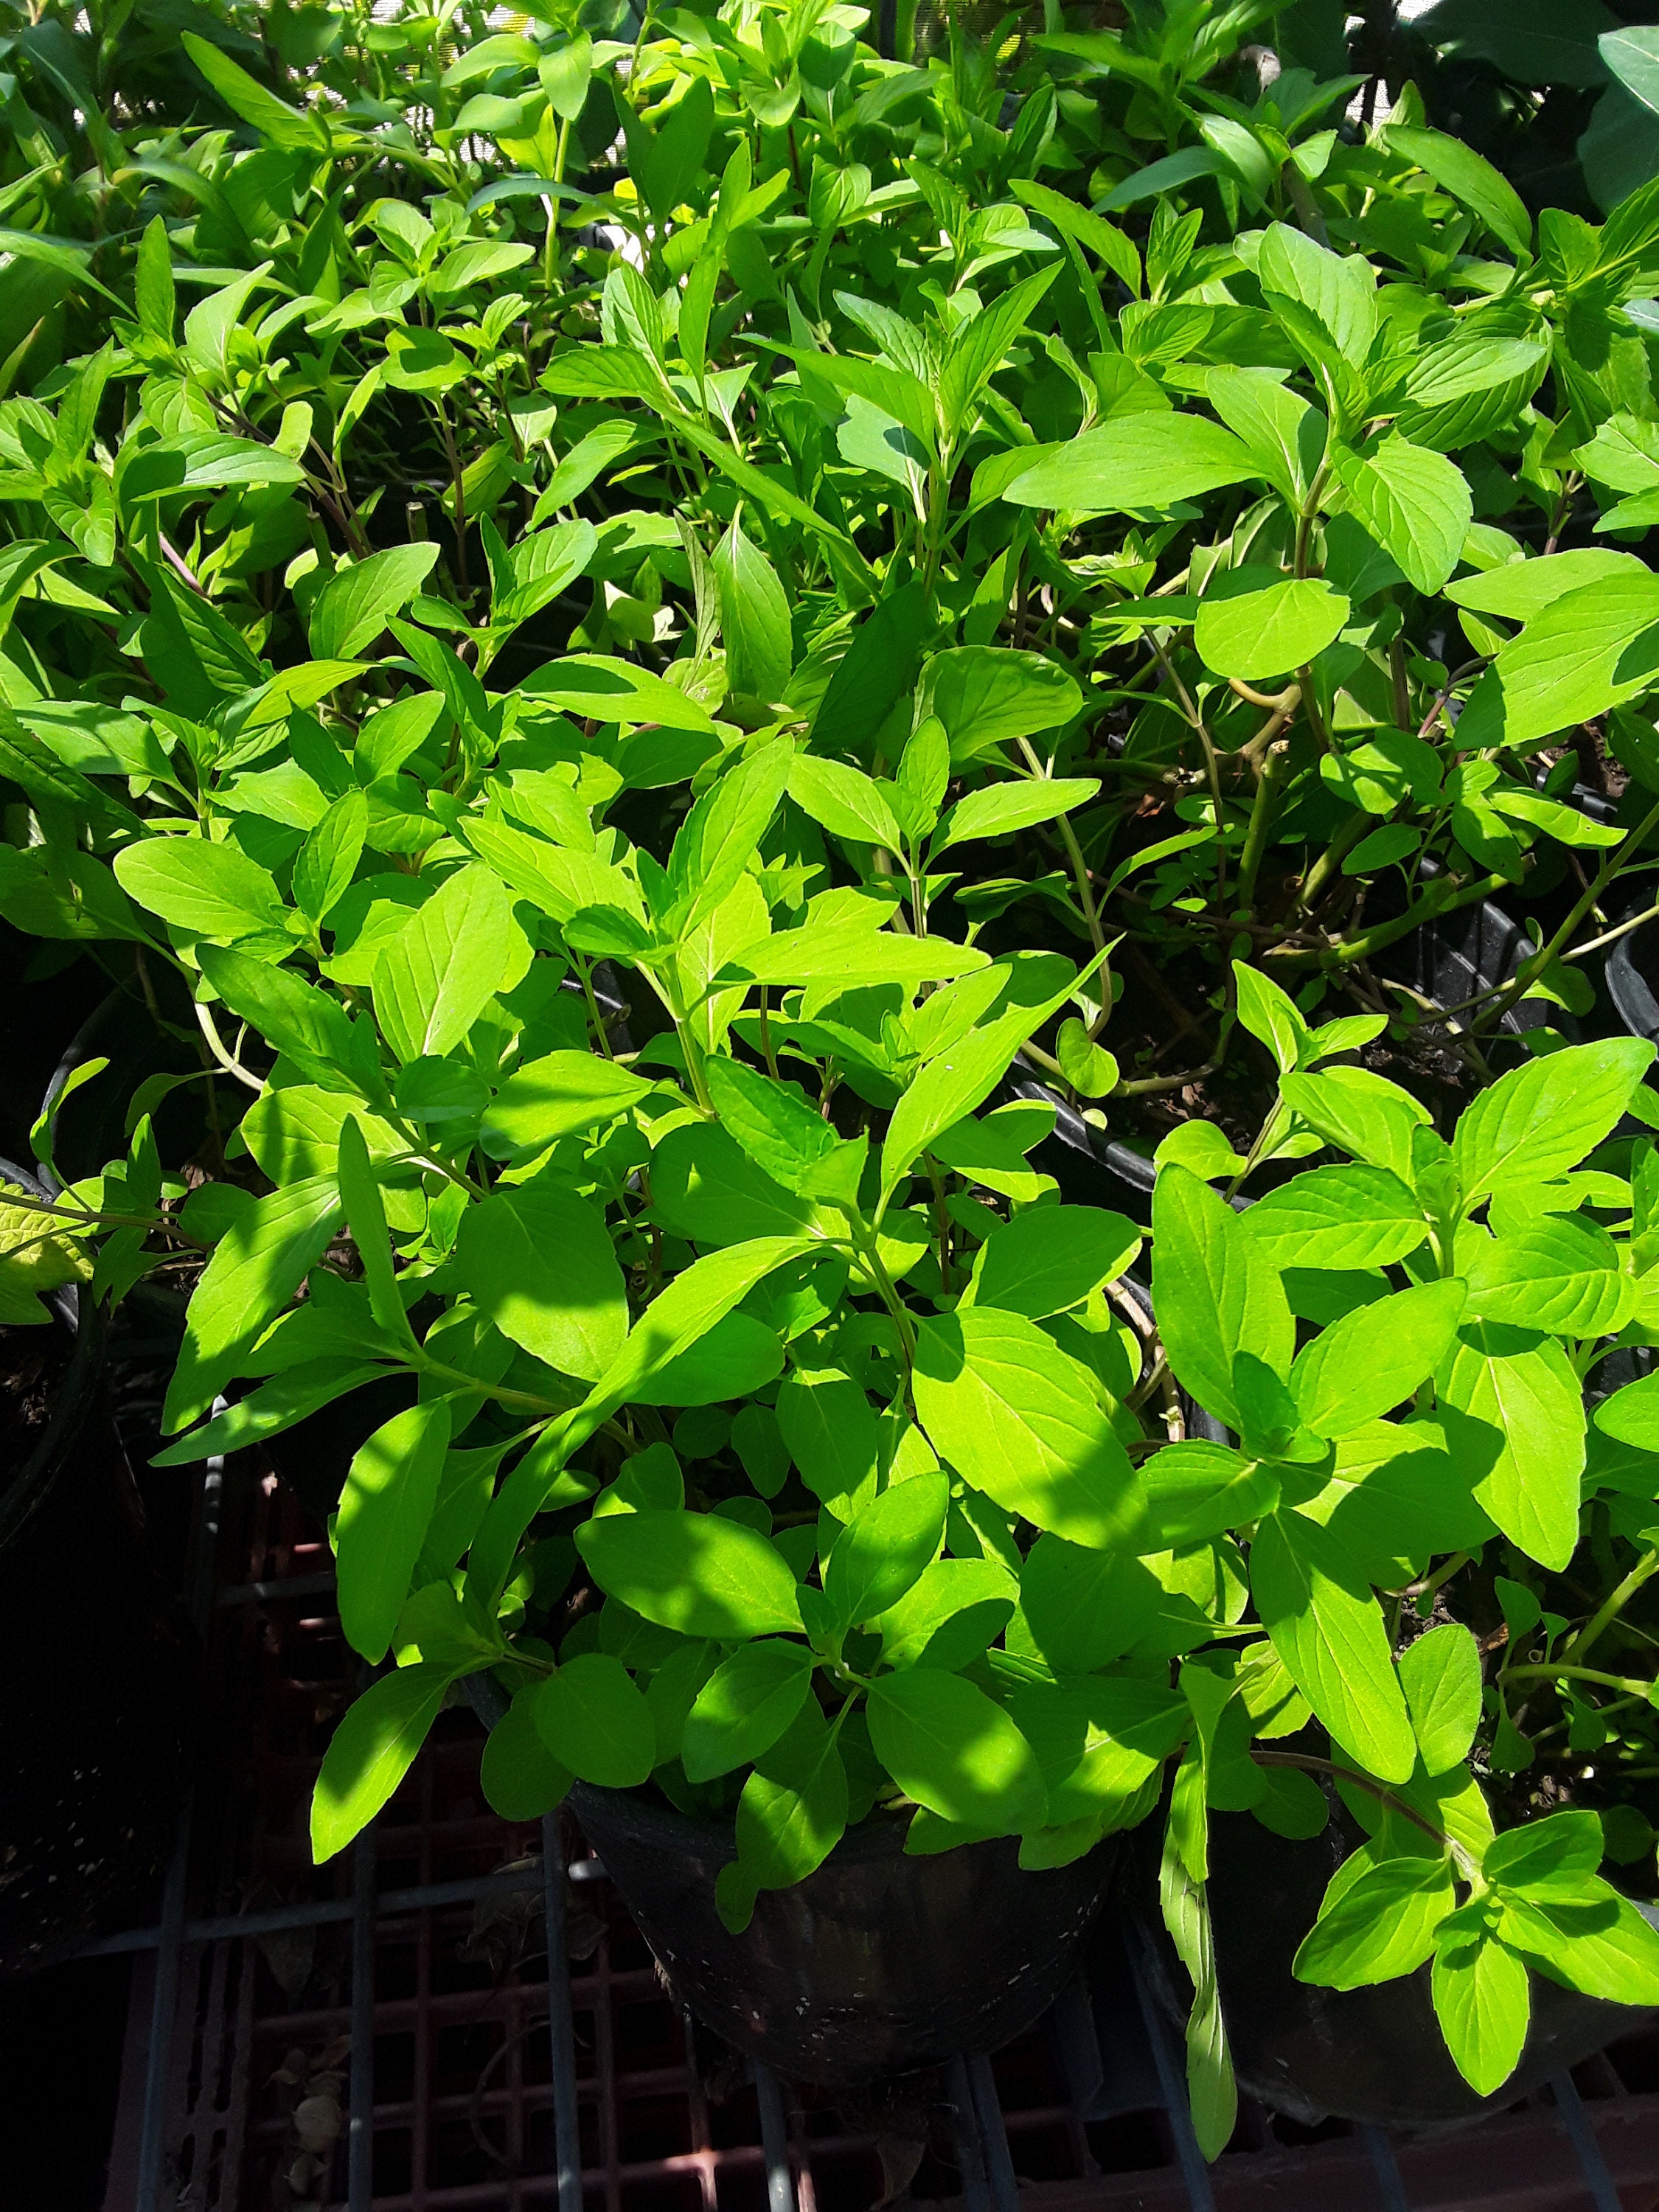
[{"xmin": 0, "ymin": 1319, "xmax": 74, "ymax": 1490}]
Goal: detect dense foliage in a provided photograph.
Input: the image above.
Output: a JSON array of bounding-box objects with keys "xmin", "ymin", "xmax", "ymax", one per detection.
[{"xmin": 6, "ymin": 0, "xmax": 1659, "ymax": 2152}]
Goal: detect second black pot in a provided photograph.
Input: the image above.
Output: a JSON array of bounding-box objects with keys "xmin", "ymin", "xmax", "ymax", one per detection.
[
  {"xmin": 1130, "ymin": 1806, "xmax": 1656, "ymax": 2129},
  {"xmin": 568, "ymin": 1781, "xmax": 1113, "ymax": 2086}
]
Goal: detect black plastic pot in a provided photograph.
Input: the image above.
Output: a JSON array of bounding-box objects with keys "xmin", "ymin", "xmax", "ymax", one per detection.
[
  {"xmin": 1129, "ymin": 1806, "xmax": 1657, "ymax": 2130},
  {"xmin": 566, "ymin": 1781, "xmax": 1113, "ymax": 2086},
  {"xmin": 0, "ymin": 1163, "xmax": 192, "ymax": 1977},
  {"xmin": 1607, "ymin": 895, "xmax": 1659, "ymax": 1043}
]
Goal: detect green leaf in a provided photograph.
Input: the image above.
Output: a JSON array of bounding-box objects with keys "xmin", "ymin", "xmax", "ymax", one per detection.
[
  {"xmin": 733, "ymin": 1697, "xmax": 849, "ymax": 1899},
  {"xmin": 113, "ymin": 837, "xmax": 285, "ymax": 940},
  {"xmin": 1498, "ymin": 1885, "xmax": 1659, "ymax": 2006},
  {"xmin": 456, "ymin": 1178, "xmax": 626, "ymax": 1382},
  {"xmin": 197, "ymin": 944, "xmax": 362, "ymax": 1088},
  {"xmin": 148, "ymin": 1360, "xmax": 392, "ymax": 1466},
  {"xmin": 164, "ymin": 1176, "xmax": 342, "ymax": 1430},
  {"xmin": 531, "ymin": 1653, "xmax": 656, "ymax": 1787},
  {"xmin": 1244, "ymin": 1165, "xmax": 1427, "ymax": 1271},
  {"xmin": 183, "ymin": 28, "xmax": 324, "ymax": 146},
  {"xmin": 705, "ymin": 1057, "xmax": 864, "ymax": 1206},
  {"xmin": 1399, "ymin": 1623, "xmax": 1484, "ymax": 1775},
  {"xmin": 1158, "ymin": 1834, "xmax": 1237, "ymax": 2160},
  {"xmin": 1464, "ymin": 1217, "xmax": 1634, "ymax": 1335},
  {"xmin": 521, "ymin": 653, "xmax": 717, "ymax": 733},
  {"xmin": 787, "ymin": 753, "xmax": 905, "ymax": 854},
  {"xmin": 883, "ymin": 993, "xmax": 1081, "ymax": 1206},
  {"xmin": 1452, "ymin": 1040, "xmax": 1655, "ymax": 1206},
  {"xmin": 372, "ymin": 864, "xmax": 512, "ymax": 1063},
  {"xmin": 1251, "ymin": 1510, "xmax": 1417, "ymax": 1783},
  {"xmin": 335, "ymin": 1116, "xmax": 418, "ymax": 1354},
  {"xmin": 935, "ymin": 776, "xmax": 1099, "ymax": 850},
  {"xmin": 1385, "ymin": 125, "xmax": 1532, "ymax": 257},
  {"xmin": 1293, "ymin": 1854, "xmax": 1455, "ymax": 1987},
  {"xmin": 1141, "ymin": 1441, "xmax": 1281, "ymax": 1551},
  {"xmin": 1445, "ymin": 549, "xmax": 1646, "ymax": 623},
  {"xmin": 681, "ymin": 1640, "xmax": 816, "ymax": 1781},
  {"xmin": 1329, "ymin": 435, "xmax": 1472, "ymax": 596},
  {"xmin": 1290, "ymin": 1279, "xmax": 1467, "ymax": 1436},
  {"xmin": 310, "ymin": 544, "xmax": 441, "ymax": 659},
  {"xmin": 338, "ymin": 1399, "xmax": 452, "ymax": 1663},
  {"xmin": 483, "ymin": 1052, "xmax": 651, "ymax": 1157},
  {"xmin": 1256, "ymin": 221, "xmax": 1377, "ymax": 365},
  {"xmin": 134, "ymin": 215, "xmax": 175, "ymax": 338},
  {"xmin": 914, "ymin": 1309, "xmax": 1146, "ymax": 1550},
  {"xmin": 966, "ymin": 1204, "xmax": 1140, "ymax": 1318},
  {"xmin": 1279, "ymin": 1068, "xmax": 1428, "ymax": 1181},
  {"xmin": 1151, "ymin": 1164, "xmax": 1293, "ymax": 1429},
  {"xmin": 1436, "ymin": 1325, "xmax": 1585, "ymax": 1571},
  {"xmin": 650, "ymin": 1122, "xmax": 827, "ymax": 1247},
  {"xmin": 481, "ymin": 1689, "xmax": 574, "ymax": 1821},
  {"xmin": 664, "ymin": 740, "xmax": 792, "ymax": 933},
  {"xmin": 122, "ymin": 431, "xmax": 306, "ymax": 501},
  {"xmin": 714, "ymin": 509, "xmax": 792, "ymax": 703},
  {"xmin": 1204, "ymin": 369, "xmax": 1325, "ymax": 509},
  {"xmin": 824, "ymin": 1467, "xmax": 948, "ymax": 1631},
  {"xmin": 1018, "ymin": 1534, "xmax": 1163, "ymax": 1671},
  {"xmin": 576, "ymin": 1508, "xmax": 804, "ymax": 1638},
  {"xmin": 716, "ymin": 921, "xmax": 989, "ymax": 991},
  {"xmin": 938, "ymin": 265, "xmax": 1061, "ymax": 437},
  {"xmin": 1432, "ymin": 1935, "xmax": 1531, "ymax": 2096},
  {"xmin": 293, "ymin": 790, "xmax": 369, "ymax": 930},
  {"xmin": 866, "ymin": 1669, "xmax": 1046, "ymax": 1833},
  {"xmin": 1484, "ymin": 573, "xmax": 1659, "ymax": 748},
  {"xmin": 774, "ymin": 1366, "xmax": 880, "ymax": 1512},
  {"xmin": 870, "ymin": 1557, "xmax": 1016, "ymax": 1669},
  {"xmin": 1593, "ymin": 1370, "xmax": 1659, "ymax": 1447},
  {"xmin": 1004, "ymin": 411, "xmax": 1258, "ymax": 513},
  {"xmin": 311, "ymin": 1662, "xmax": 455, "ymax": 1862},
  {"xmin": 1485, "ymin": 1809, "xmax": 1604, "ymax": 1892},
  {"xmin": 1194, "ymin": 579, "xmax": 1350, "ymax": 681},
  {"xmin": 917, "ymin": 647, "xmax": 1083, "ymax": 762}
]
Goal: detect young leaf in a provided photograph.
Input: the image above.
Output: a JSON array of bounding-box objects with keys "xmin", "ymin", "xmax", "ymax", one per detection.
[
  {"xmin": 1151, "ymin": 1164, "xmax": 1294, "ymax": 1427},
  {"xmin": 372, "ymin": 863, "xmax": 512, "ymax": 1062},
  {"xmin": 1293, "ymin": 1854, "xmax": 1455, "ymax": 1988},
  {"xmin": 481, "ymin": 1688, "xmax": 574, "ymax": 1821},
  {"xmin": 311, "ymin": 1661, "xmax": 456, "ymax": 1863},
  {"xmin": 1290, "ymin": 1279, "xmax": 1467, "ymax": 1436},
  {"xmin": 1432, "ymin": 1936, "xmax": 1531, "ymax": 2096},
  {"xmin": 913, "ymin": 1309, "xmax": 1147, "ymax": 1551},
  {"xmin": 455, "ymin": 1178, "xmax": 627, "ymax": 1381},
  {"xmin": 823, "ymin": 1467, "xmax": 948, "ymax": 1630},
  {"xmin": 681, "ymin": 1640, "xmax": 816, "ymax": 1781},
  {"xmin": 1436, "ymin": 1324, "xmax": 1585, "ymax": 1571},
  {"xmin": 866, "ymin": 1669, "xmax": 1046, "ymax": 1833},
  {"xmin": 575, "ymin": 1508, "xmax": 804, "ymax": 1639},
  {"xmin": 1399, "ymin": 1624, "xmax": 1484, "ymax": 1775},
  {"xmin": 532, "ymin": 1654, "xmax": 656, "ymax": 1787},
  {"xmin": 335, "ymin": 1116, "xmax": 420, "ymax": 1354},
  {"xmin": 966, "ymin": 1204, "xmax": 1140, "ymax": 1318},
  {"xmin": 1250, "ymin": 1510, "xmax": 1417, "ymax": 1783},
  {"xmin": 1451, "ymin": 1040, "xmax": 1655, "ymax": 1207},
  {"xmin": 337, "ymin": 1399, "xmax": 452, "ymax": 1663}
]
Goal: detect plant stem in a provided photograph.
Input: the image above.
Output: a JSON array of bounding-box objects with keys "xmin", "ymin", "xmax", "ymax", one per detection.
[
  {"xmin": 1563, "ymin": 1547, "xmax": 1659, "ymax": 1669},
  {"xmin": 1234, "ymin": 740, "xmax": 1289, "ymax": 916},
  {"xmin": 1475, "ymin": 796, "xmax": 1659, "ymax": 1032}
]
